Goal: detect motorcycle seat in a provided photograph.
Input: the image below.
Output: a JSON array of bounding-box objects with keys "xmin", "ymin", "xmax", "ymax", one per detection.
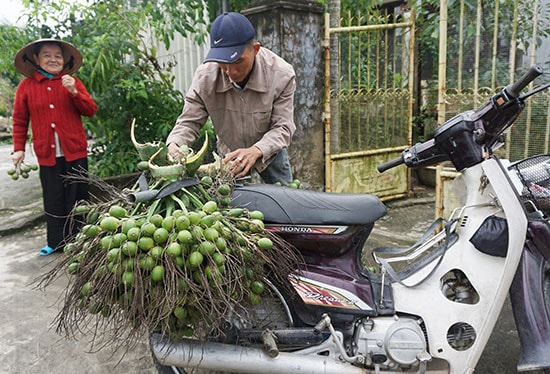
[{"xmin": 231, "ymin": 184, "xmax": 387, "ymax": 225}]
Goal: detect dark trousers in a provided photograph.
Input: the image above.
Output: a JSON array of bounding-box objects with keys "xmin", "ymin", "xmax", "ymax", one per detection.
[
  {"xmin": 39, "ymin": 157, "xmax": 89, "ymax": 250},
  {"xmin": 259, "ymin": 148, "xmax": 293, "ymax": 185}
]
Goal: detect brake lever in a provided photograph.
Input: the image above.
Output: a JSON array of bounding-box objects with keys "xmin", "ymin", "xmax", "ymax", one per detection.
[{"xmin": 519, "ymin": 82, "xmax": 550, "ymax": 101}]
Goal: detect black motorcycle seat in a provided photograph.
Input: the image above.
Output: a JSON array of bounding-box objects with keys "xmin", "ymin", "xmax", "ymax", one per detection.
[{"xmin": 231, "ymin": 184, "xmax": 387, "ymax": 225}]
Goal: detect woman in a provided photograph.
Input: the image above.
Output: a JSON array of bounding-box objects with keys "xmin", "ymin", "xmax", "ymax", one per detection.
[{"xmin": 11, "ymin": 39, "xmax": 98, "ymax": 256}]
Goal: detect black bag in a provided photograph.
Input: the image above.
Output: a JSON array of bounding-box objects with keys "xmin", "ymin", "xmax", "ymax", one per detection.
[{"xmin": 469, "ymin": 215, "xmax": 509, "ymax": 257}]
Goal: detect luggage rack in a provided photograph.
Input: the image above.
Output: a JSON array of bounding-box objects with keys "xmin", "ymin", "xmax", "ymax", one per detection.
[
  {"xmin": 508, "ymin": 154, "xmax": 550, "ymax": 218},
  {"xmin": 371, "ymin": 200, "xmax": 501, "ymax": 290}
]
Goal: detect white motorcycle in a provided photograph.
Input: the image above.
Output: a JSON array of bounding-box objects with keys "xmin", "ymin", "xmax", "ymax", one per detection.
[{"xmin": 151, "ymin": 66, "xmax": 550, "ymax": 373}]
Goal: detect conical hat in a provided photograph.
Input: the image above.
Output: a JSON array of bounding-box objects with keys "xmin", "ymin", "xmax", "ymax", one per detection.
[{"xmin": 14, "ymin": 38, "xmax": 83, "ymax": 78}]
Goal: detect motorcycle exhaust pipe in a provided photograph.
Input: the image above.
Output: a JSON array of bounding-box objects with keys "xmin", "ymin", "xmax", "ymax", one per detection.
[{"xmin": 151, "ymin": 334, "xmax": 369, "ymax": 374}]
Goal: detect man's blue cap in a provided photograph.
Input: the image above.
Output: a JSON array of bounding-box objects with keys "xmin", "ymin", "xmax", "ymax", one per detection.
[{"xmin": 204, "ymin": 12, "xmax": 255, "ymax": 64}]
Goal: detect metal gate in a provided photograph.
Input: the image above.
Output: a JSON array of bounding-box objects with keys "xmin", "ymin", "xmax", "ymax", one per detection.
[{"xmin": 323, "ymin": 7, "xmax": 416, "ymax": 200}]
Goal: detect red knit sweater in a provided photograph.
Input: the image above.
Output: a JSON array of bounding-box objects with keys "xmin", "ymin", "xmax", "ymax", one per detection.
[{"xmin": 12, "ymin": 71, "xmax": 98, "ymax": 166}]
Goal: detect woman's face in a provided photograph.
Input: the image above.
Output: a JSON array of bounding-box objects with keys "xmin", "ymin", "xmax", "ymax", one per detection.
[
  {"xmin": 34, "ymin": 43, "xmax": 64, "ymax": 75},
  {"xmin": 217, "ymin": 42, "xmax": 260, "ymax": 84}
]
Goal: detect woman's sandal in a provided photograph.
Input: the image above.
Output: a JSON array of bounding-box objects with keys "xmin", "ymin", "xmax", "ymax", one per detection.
[{"xmin": 39, "ymin": 246, "xmax": 55, "ymax": 256}]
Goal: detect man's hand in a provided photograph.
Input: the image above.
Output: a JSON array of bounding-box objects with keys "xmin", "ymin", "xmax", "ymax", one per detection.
[
  {"xmin": 224, "ymin": 146, "xmax": 262, "ymax": 178},
  {"xmin": 168, "ymin": 142, "xmax": 181, "ymax": 161}
]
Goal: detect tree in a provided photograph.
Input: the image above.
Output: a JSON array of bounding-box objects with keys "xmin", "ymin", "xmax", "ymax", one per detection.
[
  {"xmin": 1, "ymin": 0, "xmax": 209, "ymax": 177},
  {"xmin": 0, "ymin": 24, "xmax": 35, "ymax": 117}
]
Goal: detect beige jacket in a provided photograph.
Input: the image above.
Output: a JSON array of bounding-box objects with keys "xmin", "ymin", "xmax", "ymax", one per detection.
[{"xmin": 166, "ymin": 47, "xmax": 296, "ymax": 172}]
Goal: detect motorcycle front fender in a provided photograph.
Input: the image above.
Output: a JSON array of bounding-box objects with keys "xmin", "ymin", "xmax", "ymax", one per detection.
[{"xmin": 509, "ymin": 221, "xmax": 550, "ymax": 372}]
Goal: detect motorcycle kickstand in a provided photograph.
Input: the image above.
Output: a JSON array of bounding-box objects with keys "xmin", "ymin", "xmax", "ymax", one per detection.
[{"xmin": 314, "ymin": 314, "xmax": 365, "ymax": 365}]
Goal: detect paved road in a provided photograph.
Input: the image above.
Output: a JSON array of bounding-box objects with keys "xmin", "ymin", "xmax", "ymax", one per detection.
[
  {"xmin": 0, "ymin": 143, "xmax": 546, "ymax": 373},
  {"xmin": 0, "ymin": 143, "xmax": 156, "ymax": 372},
  {"xmin": 0, "ymin": 223, "xmax": 157, "ymax": 373}
]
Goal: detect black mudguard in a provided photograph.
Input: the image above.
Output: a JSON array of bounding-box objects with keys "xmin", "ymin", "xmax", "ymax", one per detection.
[{"xmin": 509, "ymin": 219, "xmax": 550, "ymax": 372}]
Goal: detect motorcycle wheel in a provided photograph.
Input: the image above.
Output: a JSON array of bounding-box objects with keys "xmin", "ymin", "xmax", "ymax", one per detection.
[
  {"xmin": 544, "ymin": 261, "xmax": 550, "ymax": 319},
  {"xmin": 151, "ymin": 279, "xmax": 293, "ymax": 374},
  {"xmin": 544, "ymin": 261, "xmax": 550, "ymax": 374}
]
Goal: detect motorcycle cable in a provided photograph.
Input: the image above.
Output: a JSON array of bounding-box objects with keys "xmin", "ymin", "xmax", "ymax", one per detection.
[{"xmin": 373, "ymin": 217, "xmax": 459, "ymax": 288}]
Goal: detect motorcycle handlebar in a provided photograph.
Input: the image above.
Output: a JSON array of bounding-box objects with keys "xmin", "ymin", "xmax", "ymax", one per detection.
[
  {"xmin": 506, "ymin": 65, "xmax": 543, "ymax": 98},
  {"xmin": 377, "ymin": 156, "xmax": 404, "ymax": 173},
  {"xmin": 377, "ymin": 65, "xmax": 544, "ymax": 173}
]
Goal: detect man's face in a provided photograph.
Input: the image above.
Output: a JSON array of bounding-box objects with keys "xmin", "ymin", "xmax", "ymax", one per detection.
[
  {"xmin": 218, "ymin": 42, "xmax": 260, "ymax": 83},
  {"xmin": 34, "ymin": 44, "xmax": 64, "ymax": 75}
]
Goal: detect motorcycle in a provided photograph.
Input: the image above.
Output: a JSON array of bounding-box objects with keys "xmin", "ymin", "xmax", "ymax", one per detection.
[{"xmin": 151, "ymin": 65, "xmax": 550, "ymax": 373}]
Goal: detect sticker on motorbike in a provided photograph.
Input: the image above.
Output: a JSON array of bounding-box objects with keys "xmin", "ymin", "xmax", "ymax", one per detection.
[{"xmin": 289, "ymin": 275, "xmax": 373, "ymax": 310}]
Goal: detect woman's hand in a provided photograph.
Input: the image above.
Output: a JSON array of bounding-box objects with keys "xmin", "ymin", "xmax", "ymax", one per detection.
[
  {"xmin": 62, "ymin": 75, "xmax": 78, "ymax": 95},
  {"xmin": 11, "ymin": 150, "xmax": 25, "ymax": 166}
]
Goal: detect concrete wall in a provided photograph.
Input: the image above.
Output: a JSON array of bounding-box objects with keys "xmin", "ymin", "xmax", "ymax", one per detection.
[{"xmin": 244, "ymin": 0, "xmax": 326, "ymax": 190}]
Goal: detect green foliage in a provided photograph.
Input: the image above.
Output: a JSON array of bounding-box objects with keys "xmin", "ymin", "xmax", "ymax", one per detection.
[
  {"xmin": 206, "ymin": 0, "xmax": 256, "ymax": 14},
  {"xmin": 0, "ymin": 78, "xmax": 13, "ymax": 118},
  {"xmin": 0, "ymin": 25, "xmax": 32, "ymax": 86},
  {"xmin": 0, "ymin": 25, "xmax": 35, "ymax": 117},
  {"xmin": 413, "ymin": 0, "xmax": 439, "ymax": 82},
  {"xmin": 342, "ymin": 0, "xmax": 385, "ymax": 15}
]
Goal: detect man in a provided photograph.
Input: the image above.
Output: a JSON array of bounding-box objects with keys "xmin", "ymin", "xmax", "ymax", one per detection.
[{"xmin": 167, "ymin": 12, "xmax": 296, "ymax": 184}]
